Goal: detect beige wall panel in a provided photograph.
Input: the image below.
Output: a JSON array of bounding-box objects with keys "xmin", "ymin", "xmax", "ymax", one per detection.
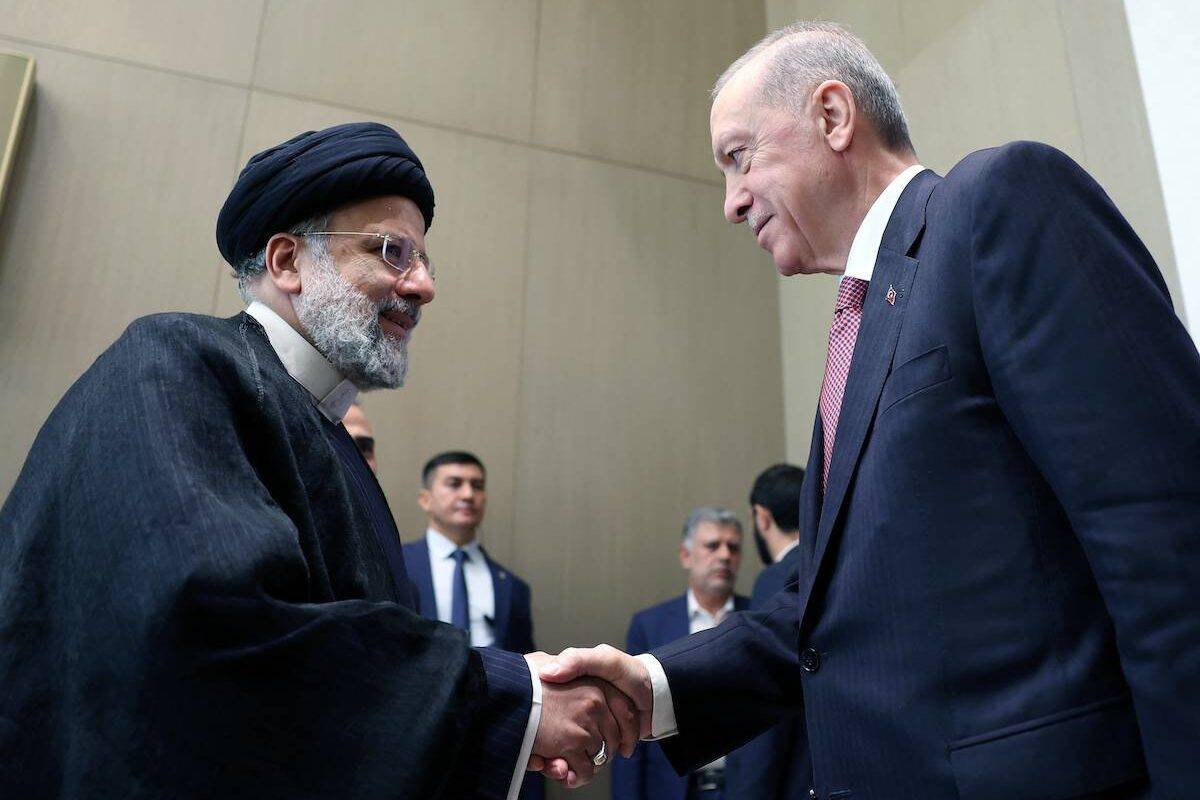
[
  {"xmin": 1057, "ymin": 0, "xmax": 1182, "ymax": 309},
  {"xmin": 515, "ymin": 149, "xmax": 784, "ymax": 657},
  {"xmin": 893, "ymin": 0, "xmax": 1084, "ymax": 174},
  {"xmin": 253, "ymin": 0, "xmax": 538, "ymax": 142},
  {"xmin": 533, "ymin": 0, "xmax": 765, "ymax": 181},
  {"xmin": 224, "ymin": 91, "xmax": 532, "ymax": 558},
  {"xmin": 777, "ymin": 273, "xmax": 837, "ymax": 464},
  {"xmin": 0, "ymin": 40, "xmax": 247, "ymax": 495},
  {"xmin": 0, "ymin": 0, "xmax": 263, "ymax": 83}
]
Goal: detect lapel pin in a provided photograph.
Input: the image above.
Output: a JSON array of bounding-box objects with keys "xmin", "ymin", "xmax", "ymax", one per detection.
[{"xmin": 886, "ymin": 285, "xmax": 897, "ymax": 306}]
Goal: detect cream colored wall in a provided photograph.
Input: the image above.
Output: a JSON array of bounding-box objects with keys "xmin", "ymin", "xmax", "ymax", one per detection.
[
  {"xmin": 767, "ymin": 0, "xmax": 1181, "ymax": 465},
  {"xmin": 0, "ymin": 3, "xmax": 776, "ymax": 795}
]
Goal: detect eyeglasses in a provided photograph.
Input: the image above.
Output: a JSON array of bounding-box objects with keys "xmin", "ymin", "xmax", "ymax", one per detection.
[{"xmin": 302, "ymin": 231, "xmax": 435, "ymax": 282}]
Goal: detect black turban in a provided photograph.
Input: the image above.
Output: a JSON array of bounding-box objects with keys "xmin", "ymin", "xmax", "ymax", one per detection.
[{"xmin": 216, "ymin": 122, "xmax": 435, "ymax": 266}]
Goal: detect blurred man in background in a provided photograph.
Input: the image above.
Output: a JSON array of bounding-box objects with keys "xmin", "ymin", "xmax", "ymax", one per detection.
[
  {"xmin": 725, "ymin": 464, "xmax": 809, "ymax": 800},
  {"xmin": 342, "ymin": 402, "xmax": 377, "ymax": 472},
  {"xmin": 611, "ymin": 507, "xmax": 748, "ymax": 800},
  {"xmin": 404, "ymin": 450, "xmax": 543, "ymax": 799}
]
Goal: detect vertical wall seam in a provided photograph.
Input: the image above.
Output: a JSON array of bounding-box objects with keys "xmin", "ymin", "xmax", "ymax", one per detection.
[
  {"xmin": 1053, "ymin": 0, "xmax": 1090, "ymax": 166},
  {"xmin": 508, "ymin": 0, "xmax": 544, "ymax": 569},
  {"xmin": 208, "ymin": 0, "xmax": 270, "ymax": 317}
]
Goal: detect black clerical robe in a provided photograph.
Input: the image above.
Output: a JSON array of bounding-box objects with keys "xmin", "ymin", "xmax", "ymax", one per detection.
[{"xmin": 0, "ymin": 311, "xmax": 530, "ymax": 799}]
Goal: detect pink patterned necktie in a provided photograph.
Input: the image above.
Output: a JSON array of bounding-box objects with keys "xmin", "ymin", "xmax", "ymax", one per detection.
[{"xmin": 819, "ymin": 277, "xmax": 870, "ymax": 489}]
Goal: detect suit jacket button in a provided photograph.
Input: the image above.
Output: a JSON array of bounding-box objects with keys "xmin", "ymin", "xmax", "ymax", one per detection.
[
  {"xmin": 809, "ymin": 789, "xmax": 819, "ymax": 800},
  {"xmin": 801, "ymin": 647, "xmax": 821, "ymax": 673}
]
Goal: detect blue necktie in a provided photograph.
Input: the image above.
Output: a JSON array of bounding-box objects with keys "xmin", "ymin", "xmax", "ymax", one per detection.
[{"xmin": 450, "ymin": 549, "xmax": 471, "ymax": 634}]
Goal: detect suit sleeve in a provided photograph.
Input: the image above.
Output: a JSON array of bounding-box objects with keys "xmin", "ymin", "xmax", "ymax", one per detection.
[
  {"xmin": 724, "ymin": 567, "xmax": 793, "ymax": 799},
  {"xmin": 724, "ymin": 722, "xmax": 791, "ymax": 800},
  {"xmin": 611, "ymin": 615, "xmax": 650, "ymax": 800},
  {"xmin": 969, "ymin": 142, "xmax": 1200, "ymax": 794},
  {"xmin": 652, "ymin": 583, "xmax": 804, "ymax": 774}
]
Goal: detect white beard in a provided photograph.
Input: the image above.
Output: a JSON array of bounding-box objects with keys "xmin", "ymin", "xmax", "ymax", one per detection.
[{"xmin": 293, "ymin": 250, "xmax": 414, "ymax": 390}]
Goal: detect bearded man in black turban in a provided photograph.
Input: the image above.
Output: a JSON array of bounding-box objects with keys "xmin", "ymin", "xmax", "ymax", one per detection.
[{"xmin": 0, "ymin": 122, "xmax": 636, "ymax": 799}]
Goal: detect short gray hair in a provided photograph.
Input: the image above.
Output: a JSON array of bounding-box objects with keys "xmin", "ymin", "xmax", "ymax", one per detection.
[
  {"xmin": 232, "ymin": 213, "xmax": 330, "ymax": 303},
  {"xmin": 713, "ymin": 21, "xmax": 912, "ymax": 152},
  {"xmin": 681, "ymin": 506, "xmax": 743, "ymax": 547}
]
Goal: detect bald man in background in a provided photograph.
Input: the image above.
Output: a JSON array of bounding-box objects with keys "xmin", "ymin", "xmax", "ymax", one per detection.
[{"xmin": 342, "ymin": 402, "xmax": 377, "ymax": 472}]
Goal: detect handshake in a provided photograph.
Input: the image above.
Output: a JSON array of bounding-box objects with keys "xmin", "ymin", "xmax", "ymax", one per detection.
[{"xmin": 524, "ymin": 644, "xmax": 654, "ymax": 788}]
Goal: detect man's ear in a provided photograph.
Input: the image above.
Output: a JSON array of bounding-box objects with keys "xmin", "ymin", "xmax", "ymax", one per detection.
[
  {"xmin": 417, "ymin": 487, "xmax": 432, "ymax": 513},
  {"xmin": 679, "ymin": 542, "xmax": 692, "ymax": 570},
  {"xmin": 813, "ymin": 79, "xmax": 856, "ymax": 153},
  {"xmin": 263, "ymin": 233, "xmax": 304, "ymax": 296},
  {"xmin": 753, "ymin": 503, "xmax": 774, "ymax": 533}
]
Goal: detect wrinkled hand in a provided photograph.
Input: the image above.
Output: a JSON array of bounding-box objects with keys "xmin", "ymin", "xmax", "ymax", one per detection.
[
  {"xmin": 525, "ymin": 651, "xmax": 640, "ymax": 788},
  {"xmin": 528, "ymin": 645, "xmax": 654, "ymax": 787}
]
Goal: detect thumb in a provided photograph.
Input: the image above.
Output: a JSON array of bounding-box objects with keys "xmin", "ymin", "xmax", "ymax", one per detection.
[{"xmin": 538, "ymin": 647, "xmax": 586, "ymax": 683}]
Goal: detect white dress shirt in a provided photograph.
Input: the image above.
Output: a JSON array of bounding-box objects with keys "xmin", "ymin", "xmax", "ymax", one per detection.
[
  {"xmin": 243, "ymin": 303, "xmax": 537, "ymax": 800},
  {"xmin": 687, "ymin": 590, "xmax": 735, "ymax": 635},
  {"xmin": 426, "ymin": 527, "xmax": 496, "ymax": 648},
  {"xmin": 637, "ymin": 163, "xmax": 927, "ymax": 741}
]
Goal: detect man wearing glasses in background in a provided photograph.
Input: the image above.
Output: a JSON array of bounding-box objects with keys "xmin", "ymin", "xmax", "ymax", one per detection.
[{"xmin": 0, "ymin": 122, "xmax": 637, "ymax": 799}]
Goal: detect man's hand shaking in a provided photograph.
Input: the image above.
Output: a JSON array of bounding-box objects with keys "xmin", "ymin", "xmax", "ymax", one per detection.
[{"xmin": 525, "ymin": 645, "xmax": 654, "ymax": 788}]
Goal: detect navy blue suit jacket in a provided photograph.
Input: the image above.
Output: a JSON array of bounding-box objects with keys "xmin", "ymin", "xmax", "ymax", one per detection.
[
  {"xmin": 651, "ymin": 144, "xmax": 1200, "ymax": 800},
  {"xmin": 612, "ymin": 592, "xmax": 749, "ymax": 800},
  {"xmin": 403, "ymin": 537, "xmax": 537, "ymax": 655},
  {"xmin": 403, "ymin": 537, "xmax": 541, "ymax": 798},
  {"xmin": 724, "ymin": 545, "xmax": 810, "ymax": 800}
]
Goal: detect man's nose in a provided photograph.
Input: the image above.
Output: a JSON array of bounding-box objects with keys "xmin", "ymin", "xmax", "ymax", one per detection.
[
  {"xmin": 723, "ymin": 177, "xmax": 751, "ymax": 223},
  {"xmin": 396, "ymin": 262, "xmax": 435, "ymax": 305}
]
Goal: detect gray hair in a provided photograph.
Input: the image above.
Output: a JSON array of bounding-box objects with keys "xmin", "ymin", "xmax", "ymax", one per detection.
[
  {"xmin": 712, "ymin": 20, "xmax": 912, "ymax": 152},
  {"xmin": 233, "ymin": 213, "xmax": 330, "ymax": 303},
  {"xmin": 681, "ymin": 506, "xmax": 743, "ymax": 547}
]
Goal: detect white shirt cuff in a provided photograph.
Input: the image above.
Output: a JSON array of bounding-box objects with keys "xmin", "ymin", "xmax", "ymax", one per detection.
[
  {"xmin": 635, "ymin": 653, "xmax": 678, "ymax": 739},
  {"xmin": 506, "ymin": 657, "xmax": 544, "ymax": 800}
]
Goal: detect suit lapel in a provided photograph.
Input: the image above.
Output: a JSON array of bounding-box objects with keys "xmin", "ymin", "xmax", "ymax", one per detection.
[
  {"xmin": 408, "ymin": 539, "xmax": 437, "ymax": 619},
  {"xmin": 482, "ymin": 547, "xmax": 512, "ymax": 648},
  {"xmin": 801, "ymin": 413, "xmax": 823, "ymax": 560},
  {"xmin": 799, "ymin": 170, "xmax": 939, "ymax": 627}
]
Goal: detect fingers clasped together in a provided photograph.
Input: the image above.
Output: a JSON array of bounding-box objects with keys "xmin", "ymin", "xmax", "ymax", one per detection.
[{"xmin": 525, "ymin": 644, "xmax": 654, "ymax": 788}]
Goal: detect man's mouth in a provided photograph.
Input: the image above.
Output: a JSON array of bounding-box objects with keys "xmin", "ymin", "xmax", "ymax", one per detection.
[
  {"xmin": 752, "ymin": 214, "xmax": 773, "ymax": 246},
  {"xmin": 380, "ymin": 310, "xmax": 417, "ymax": 336}
]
